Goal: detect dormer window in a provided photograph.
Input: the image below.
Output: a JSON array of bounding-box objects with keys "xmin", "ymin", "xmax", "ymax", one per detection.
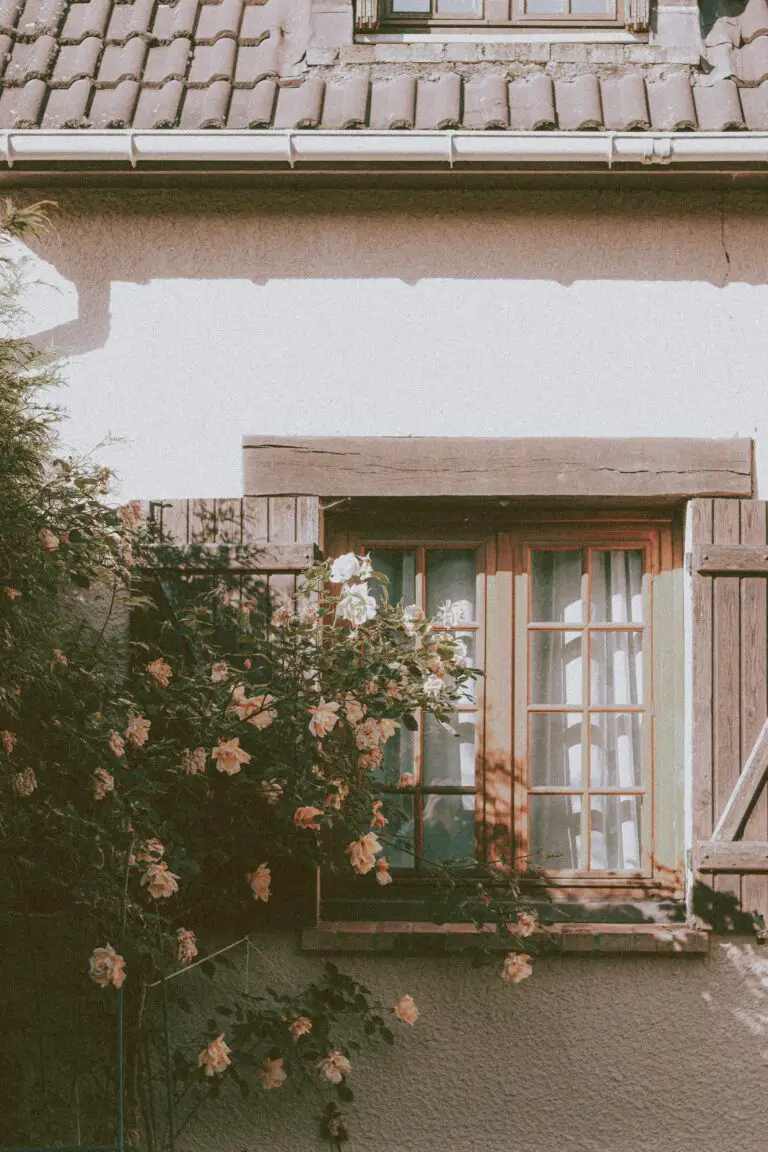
[{"xmin": 377, "ymin": 0, "xmax": 626, "ymax": 27}]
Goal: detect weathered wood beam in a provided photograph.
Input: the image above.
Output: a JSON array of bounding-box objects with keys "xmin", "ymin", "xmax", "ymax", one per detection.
[
  {"xmin": 709, "ymin": 717, "xmax": 768, "ymax": 842},
  {"xmin": 694, "ymin": 544, "xmax": 768, "ymax": 576},
  {"xmin": 144, "ymin": 542, "xmax": 320, "ymax": 572},
  {"xmin": 698, "ymin": 841, "xmax": 768, "ymax": 872},
  {"xmin": 242, "ymin": 437, "xmax": 754, "ymax": 500}
]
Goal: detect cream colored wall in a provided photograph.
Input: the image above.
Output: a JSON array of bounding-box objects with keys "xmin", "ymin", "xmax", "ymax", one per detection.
[
  {"xmin": 17, "ymin": 188, "xmax": 767, "ymax": 502},
  {"xmin": 15, "ymin": 187, "xmax": 768, "ymax": 1151}
]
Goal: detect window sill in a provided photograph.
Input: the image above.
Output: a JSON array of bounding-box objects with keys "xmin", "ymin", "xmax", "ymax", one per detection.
[
  {"xmin": 359, "ymin": 30, "xmax": 646, "ymax": 42},
  {"xmin": 301, "ymin": 922, "xmax": 709, "ymax": 956}
]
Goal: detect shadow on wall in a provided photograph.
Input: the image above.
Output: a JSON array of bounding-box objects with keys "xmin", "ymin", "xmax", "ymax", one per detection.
[{"xmin": 21, "ymin": 187, "xmax": 767, "ymax": 358}]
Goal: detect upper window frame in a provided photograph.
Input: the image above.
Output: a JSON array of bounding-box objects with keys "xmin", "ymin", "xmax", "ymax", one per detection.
[{"xmin": 380, "ymin": 0, "xmax": 626, "ymax": 31}]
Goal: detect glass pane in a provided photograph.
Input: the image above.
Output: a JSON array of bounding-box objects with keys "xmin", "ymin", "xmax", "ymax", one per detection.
[
  {"xmin": 591, "ymin": 550, "xmax": 643, "ymax": 623},
  {"xmin": 531, "ymin": 551, "xmax": 582, "ymax": 623},
  {"xmin": 423, "ymin": 793, "xmax": 475, "ymax": 864},
  {"xmin": 530, "ymin": 712, "xmax": 582, "ymax": 788},
  {"xmin": 438, "ymin": 631, "xmax": 477, "ymax": 704},
  {"xmin": 572, "ymin": 0, "xmax": 615, "ymax": 13},
  {"xmin": 426, "ymin": 549, "xmax": 476, "ymax": 624},
  {"xmin": 381, "ymin": 796, "xmax": 416, "ymax": 868},
  {"xmin": 437, "ymin": 0, "xmax": 481, "ymax": 10},
  {"xmin": 530, "ymin": 632, "xmax": 583, "ymax": 706},
  {"xmin": 590, "ymin": 713, "xmax": 643, "ymax": 788},
  {"xmin": 391, "ymin": 0, "xmax": 430, "ymax": 10},
  {"xmin": 590, "ymin": 631, "xmax": 643, "ymax": 706},
  {"xmin": 529, "ymin": 794, "xmax": 583, "ymax": 870},
  {"xmin": 524, "ymin": 0, "xmax": 567, "ymax": 13},
  {"xmin": 369, "ymin": 548, "xmax": 416, "ymax": 608},
  {"xmin": 375, "ymin": 725, "xmax": 416, "ymax": 786},
  {"xmin": 423, "ymin": 712, "xmax": 476, "ymax": 787},
  {"xmin": 590, "ymin": 794, "xmax": 642, "ymax": 871}
]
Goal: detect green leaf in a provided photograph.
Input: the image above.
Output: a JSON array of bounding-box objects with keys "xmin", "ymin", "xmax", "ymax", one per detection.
[{"xmin": 401, "ymin": 712, "xmax": 418, "ymax": 731}]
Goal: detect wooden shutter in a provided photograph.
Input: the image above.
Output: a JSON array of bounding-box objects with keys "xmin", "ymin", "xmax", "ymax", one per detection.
[{"xmin": 692, "ymin": 497, "xmax": 768, "ymax": 929}]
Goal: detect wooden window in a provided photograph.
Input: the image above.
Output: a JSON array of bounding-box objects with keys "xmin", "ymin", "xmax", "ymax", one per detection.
[
  {"xmin": 328, "ymin": 508, "xmax": 683, "ymax": 901},
  {"xmin": 380, "ymin": 0, "xmax": 626, "ymax": 29}
]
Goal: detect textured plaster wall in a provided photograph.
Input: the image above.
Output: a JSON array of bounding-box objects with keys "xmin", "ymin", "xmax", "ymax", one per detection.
[
  {"xmin": 16, "ymin": 188, "xmax": 768, "ymax": 502},
  {"xmin": 170, "ymin": 932, "xmax": 768, "ymax": 1152},
  {"xmin": 13, "ymin": 188, "xmax": 768, "ymax": 1151}
]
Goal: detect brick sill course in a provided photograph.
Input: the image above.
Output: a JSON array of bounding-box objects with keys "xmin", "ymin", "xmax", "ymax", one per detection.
[{"xmin": 302, "ymin": 922, "xmax": 709, "ymax": 956}]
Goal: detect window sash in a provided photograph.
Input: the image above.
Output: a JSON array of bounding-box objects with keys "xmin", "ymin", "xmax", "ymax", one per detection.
[{"xmin": 382, "ymin": 0, "xmax": 626, "ymax": 27}]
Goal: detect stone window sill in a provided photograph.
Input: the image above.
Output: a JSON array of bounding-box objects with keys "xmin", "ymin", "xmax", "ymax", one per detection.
[{"xmin": 301, "ymin": 922, "xmax": 709, "ymax": 956}]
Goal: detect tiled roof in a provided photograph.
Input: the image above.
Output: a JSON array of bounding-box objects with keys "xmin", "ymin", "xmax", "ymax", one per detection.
[{"xmin": 0, "ymin": 0, "xmax": 763, "ymax": 132}]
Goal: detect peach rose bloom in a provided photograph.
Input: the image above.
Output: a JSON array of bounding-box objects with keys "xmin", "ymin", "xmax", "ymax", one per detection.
[
  {"xmin": 397, "ymin": 772, "xmax": 415, "ymax": 789},
  {"xmin": 210, "ymin": 661, "xmax": 229, "ymax": 683},
  {"xmin": 290, "ymin": 1016, "xmax": 312, "ymax": 1040},
  {"xmin": 1, "ymin": 730, "xmax": 16, "ymax": 754},
  {"xmin": 147, "ymin": 659, "xmax": 173, "ymax": 688},
  {"xmin": 198, "ymin": 1034, "xmax": 232, "ymax": 1077},
  {"xmin": 317, "ymin": 1051, "xmax": 352, "ymax": 1084},
  {"xmin": 13, "ymin": 768, "xmax": 37, "ymax": 797},
  {"xmin": 324, "ymin": 780, "xmax": 349, "ymax": 810},
  {"xmin": 108, "ymin": 730, "xmax": 126, "ymax": 758},
  {"xmin": 393, "ymin": 995, "xmax": 419, "ymax": 1025},
  {"xmin": 370, "ymin": 801, "xmax": 388, "ymax": 830},
  {"xmin": 375, "ymin": 857, "xmax": 393, "ymax": 886},
  {"xmin": 248, "ymin": 863, "xmax": 271, "ymax": 902},
  {"xmin": 125, "ymin": 714, "xmax": 151, "ymax": 748},
  {"xmin": 293, "ymin": 806, "xmax": 324, "ymax": 831},
  {"xmin": 92, "ymin": 768, "xmax": 115, "ymax": 801},
  {"xmin": 39, "ymin": 528, "xmax": 59, "ymax": 552},
  {"xmin": 346, "ymin": 831, "xmax": 382, "ymax": 875},
  {"xmin": 344, "ymin": 695, "xmax": 366, "ymax": 726},
  {"xmin": 354, "ymin": 717, "xmax": 382, "ymax": 751},
  {"xmin": 272, "ymin": 605, "xmax": 294, "ymax": 627},
  {"xmin": 259, "ymin": 1056, "xmax": 287, "ymax": 1090},
  {"xmin": 4, "ymin": 587, "xmax": 21, "ymax": 599},
  {"xmin": 517, "ymin": 912, "xmax": 538, "ymax": 939},
  {"xmin": 89, "ymin": 943, "xmax": 126, "ymax": 989},
  {"xmin": 181, "ymin": 747, "xmax": 207, "ymax": 775},
  {"xmin": 298, "ymin": 602, "xmax": 318, "ymax": 626},
  {"xmin": 377, "ymin": 718, "xmax": 398, "ymax": 743},
  {"xmin": 177, "ymin": 928, "xmax": 198, "ymax": 965},
  {"xmin": 50, "ymin": 648, "xmax": 67, "ymax": 669},
  {"xmin": 246, "ymin": 694, "xmax": 277, "ymax": 730},
  {"xmin": 211, "ymin": 737, "xmax": 251, "ymax": 776},
  {"xmin": 501, "ymin": 952, "xmax": 533, "ymax": 984},
  {"xmin": 359, "ymin": 748, "xmax": 384, "ymax": 772},
  {"xmin": 308, "ymin": 700, "xmax": 340, "ymax": 738},
  {"xmin": 141, "ymin": 861, "xmax": 180, "ymax": 899},
  {"xmin": 117, "ymin": 501, "xmax": 143, "ymax": 532}
]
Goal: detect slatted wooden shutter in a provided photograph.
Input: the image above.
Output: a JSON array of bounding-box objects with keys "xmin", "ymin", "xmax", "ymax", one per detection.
[
  {"xmin": 139, "ymin": 495, "xmax": 322, "ymax": 926},
  {"xmin": 692, "ymin": 497, "xmax": 768, "ymax": 929}
]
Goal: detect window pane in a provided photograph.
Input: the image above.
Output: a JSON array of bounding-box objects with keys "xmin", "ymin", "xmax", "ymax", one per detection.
[
  {"xmin": 590, "ymin": 794, "xmax": 642, "ymax": 871},
  {"xmin": 375, "ymin": 725, "xmax": 416, "ymax": 786},
  {"xmin": 531, "ymin": 550, "xmax": 582, "ymax": 623},
  {"xmin": 423, "ymin": 712, "xmax": 476, "ymax": 787},
  {"xmin": 530, "ymin": 712, "xmax": 582, "ymax": 788},
  {"xmin": 423, "ymin": 793, "xmax": 475, "ymax": 864},
  {"xmin": 530, "ymin": 632, "xmax": 583, "ymax": 706},
  {"xmin": 439, "ymin": 631, "xmax": 477, "ymax": 704},
  {"xmin": 524, "ymin": 0, "xmax": 567, "ymax": 13},
  {"xmin": 369, "ymin": 548, "xmax": 416, "ymax": 608},
  {"xmin": 591, "ymin": 550, "xmax": 643, "ymax": 623},
  {"xmin": 390, "ymin": 0, "xmax": 430, "ymax": 10},
  {"xmin": 572, "ymin": 0, "xmax": 615, "ymax": 14},
  {"xmin": 590, "ymin": 631, "xmax": 643, "ymax": 706},
  {"xmin": 381, "ymin": 796, "xmax": 416, "ymax": 868},
  {"xmin": 529, "ymin": 794, "xmax": 583, "ymax": 870},
  {"xmin": 426, "ymin": 549, "xmax": 476, "ymax": 623},
  {"xmin": 590, "ymin": 713, "xmax": 643, "ymax": 788},
  {"xmin": 437, "ymin": 0, "xmax": 481, "ymax": 11}
]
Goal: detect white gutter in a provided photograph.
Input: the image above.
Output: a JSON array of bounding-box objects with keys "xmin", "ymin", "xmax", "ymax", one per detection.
[{"xmin": 2, "ymin": 129, "xmax": 768, "ymax": 168}]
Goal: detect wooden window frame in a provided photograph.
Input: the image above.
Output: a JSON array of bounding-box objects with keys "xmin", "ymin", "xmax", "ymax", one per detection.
[
  {"xmin": 325, "ymin": 505, "xmax": 685, "ymax": 903},
  {"xmin": 380, "ymin": 0, "xmax": 626, "ymax": 31}
]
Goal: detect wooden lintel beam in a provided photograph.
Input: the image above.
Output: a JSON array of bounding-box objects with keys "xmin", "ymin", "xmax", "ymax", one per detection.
[
  {"xmin": 698, "ymin": 841, "xmax": 768, "ymax": 872},
  {"xmin": 694, "ymin": 544, "xmax": 768, "ymax": 576},
  {"xmin": 242, "ymin": 437, "xmax": 754, "ymax": 500},
  {"xmin": 144, "ymin": 542, "xmax": 320, "ymax": 572}
]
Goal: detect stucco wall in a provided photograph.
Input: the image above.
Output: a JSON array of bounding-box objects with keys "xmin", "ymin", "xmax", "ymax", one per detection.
[
  {"xmin": 16, "ymin": 187, "xmax": 768, "ymax": 502},
  {"xmin": 13, "ymin": 186, "xmax": 768, "ymax": 1151}
]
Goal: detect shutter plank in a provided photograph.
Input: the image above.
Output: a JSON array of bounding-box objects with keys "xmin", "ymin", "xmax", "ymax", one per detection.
[
  {"xmin": 740, "ymin": 501, "xmax": 768, "ymax": 918},
  {"xmin": 712, "ymin": 500, "xmax": 743, "ymax": 909},
  {"xmin": 268, "ymin": 497, "xmax": 298, "ymax": 612},
  {"xmin": 189, "ymin": 499, "xmax": 216, "ymax": 543},
  {"xmin": 160, "ymin": 500, "xmax": 190, "ymax": 545},
  {"xmin": 691, "ymin": 500, "xmax": 714, "ymax": 877},
  {"xmin": 215, "ymin": 498, "xmax": 241, "ymax": 543},
  {"xmin": 243, "ymin": 496, "xmax": 269, "ymax": 542}
]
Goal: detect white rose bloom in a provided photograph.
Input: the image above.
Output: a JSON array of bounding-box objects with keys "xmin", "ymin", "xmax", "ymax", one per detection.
[
  {"xmin": 423, "ymin": 674, "xmax": 444, "ymax": 699},
  {"xmin": 330, "ymin": 553, "xmax": 361, "ymax": 584},
  {"xmin": 337, "ymin": 582, "xmax": 377, "ymax": 627},
  {"xmin": 358, "ymin": 553, "xmax": 373, "ymax": 579}
]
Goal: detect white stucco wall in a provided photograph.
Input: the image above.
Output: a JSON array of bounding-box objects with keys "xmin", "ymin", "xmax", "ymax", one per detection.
[
  {"xmin": 13, "ymin": 186, "xmax": 768, "ymax": 1151},
  {"xmin": 16, "ymin": 188, "xmax": 767, "ymax": 502}
]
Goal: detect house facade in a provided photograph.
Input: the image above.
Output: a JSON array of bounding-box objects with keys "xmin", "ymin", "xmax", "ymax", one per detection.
[{"xmin": 6, "ymin": 0, "xmax": 768, "ymax": 1148}]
